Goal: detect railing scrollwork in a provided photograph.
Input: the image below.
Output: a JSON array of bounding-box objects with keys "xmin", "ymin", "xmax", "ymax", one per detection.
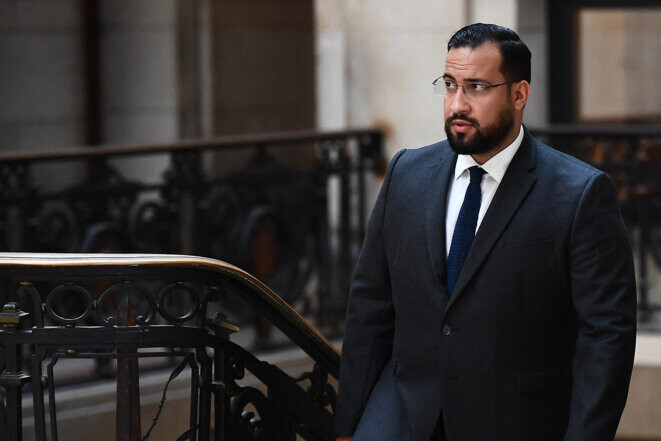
[
  {"xmin": 0, "ymin": 129, "xmax": 385, "ymax": 340},
  {"xmin": 0, "ymin": 253, "xmax": 340, "ymax": 441}
]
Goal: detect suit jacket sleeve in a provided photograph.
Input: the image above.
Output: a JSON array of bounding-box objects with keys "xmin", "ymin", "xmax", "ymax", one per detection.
[
  {"xmin": 564, "ymin": 172, "xmax": 637, "ymax": 440},
  {"xmin": 333, "ymin": 149, "xmax": 406, "ymax": 436}
]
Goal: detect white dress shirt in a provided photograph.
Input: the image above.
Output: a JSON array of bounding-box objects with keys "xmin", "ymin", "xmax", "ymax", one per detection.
[{"xmin": 445, "ymin": 125, "xmax": 524, "ymax": 256}]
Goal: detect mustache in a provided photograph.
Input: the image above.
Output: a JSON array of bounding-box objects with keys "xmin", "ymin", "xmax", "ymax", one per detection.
[{"xmin": 446, "ymin": 114, "xmax": 479, "ymax": 126}]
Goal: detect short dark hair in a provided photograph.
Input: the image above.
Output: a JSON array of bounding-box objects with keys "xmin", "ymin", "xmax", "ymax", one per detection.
[{"xmin": 447, "ymin": 23, "xmax": 531, "ymax": 84}]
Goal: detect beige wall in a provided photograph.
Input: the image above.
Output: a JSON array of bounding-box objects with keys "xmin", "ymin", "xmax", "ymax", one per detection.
[
  {"xmin": 517, "ymin": 0, "xmax": 548, "ymax": 128},
  {"xmin": 99, "ymin": 0, "xmax": 179, "ymax": 183},
  {"xmin": 315, "ymin": 0, "xmax": 463, "ymax": 158},
  {"xmin": 578, "ymin": 8, "xmax": 661, "ymax": 123},
  {"xmin": 0, "ymin": 0, "xmax": 86, "ymax": 152},
  {"xmin": 0, "ymin": 0, "xmax": 87, "ymax": 190}
]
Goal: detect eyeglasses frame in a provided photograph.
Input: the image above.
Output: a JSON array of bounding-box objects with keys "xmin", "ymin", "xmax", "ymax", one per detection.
[{"xmin": 432, "ymin": 77, "xmax": 521, "ymax": 98}]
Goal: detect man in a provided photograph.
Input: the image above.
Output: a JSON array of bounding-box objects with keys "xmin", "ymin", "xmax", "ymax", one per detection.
[{"xmin": 334, "ymin": 23, "xmax": 636, "ymax": 441}]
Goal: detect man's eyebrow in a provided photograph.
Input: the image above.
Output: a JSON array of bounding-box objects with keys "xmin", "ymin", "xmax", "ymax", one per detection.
[
  {"xmin": 464, "ymin": 77, "xmax": 490, "ymax": 83},
  {"xmin": 442, "ymin": 74, "xmax": 491, "ymax": 84}
]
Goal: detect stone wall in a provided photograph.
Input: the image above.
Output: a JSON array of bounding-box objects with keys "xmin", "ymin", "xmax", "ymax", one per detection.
[
  {"xmin": 0, "ymin": 0, "xmax": 86, "ymax": 190},
  {"xmin": 578, "ymin": 8, "xmax": 661, "ymax": 123}
]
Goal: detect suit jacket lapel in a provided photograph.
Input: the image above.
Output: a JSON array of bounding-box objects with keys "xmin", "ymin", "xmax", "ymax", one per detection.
[
  {"xmin": 424, "ymin": 146, "xmax": 456, "ymax": 294},
  {"xmin": 444, "ymin": 132, "xmax": 538, "ymax": 312}
]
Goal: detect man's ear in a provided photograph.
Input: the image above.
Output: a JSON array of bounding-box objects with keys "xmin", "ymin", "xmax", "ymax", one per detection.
[{"xmin": 511, "ymin": 80, "xmax": 530, "ymax": 111}]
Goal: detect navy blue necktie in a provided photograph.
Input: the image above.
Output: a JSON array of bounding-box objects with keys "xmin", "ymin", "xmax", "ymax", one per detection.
[{"xmin": 447, "ymin": 166, "xmax": 486, "ymax": 296}]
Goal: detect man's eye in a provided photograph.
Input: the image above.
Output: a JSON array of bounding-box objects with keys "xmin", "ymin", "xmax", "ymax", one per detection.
[
  {"xmin": 470, "ymin": 83, "xmax": 487, "ymax": 91},
  {"xmin": 444, "ymin": 81, "xmax": 457, "ymax": 90}
]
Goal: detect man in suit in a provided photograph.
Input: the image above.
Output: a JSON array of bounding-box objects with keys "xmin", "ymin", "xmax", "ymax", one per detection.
[{"xmin": 333, "ymin": 23, "xmax": 637, "ymax": 441}]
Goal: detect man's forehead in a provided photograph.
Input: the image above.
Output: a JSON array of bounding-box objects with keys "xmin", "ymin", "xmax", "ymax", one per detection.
[{"xmin": 444, "ymin": 42, "xmax": 503, "ymax": 79}]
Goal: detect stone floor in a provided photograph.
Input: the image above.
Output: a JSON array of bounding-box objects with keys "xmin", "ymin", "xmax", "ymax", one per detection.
[{"xmin": 632, "ymin": 227, "xmax": 661, "ymax": 332}]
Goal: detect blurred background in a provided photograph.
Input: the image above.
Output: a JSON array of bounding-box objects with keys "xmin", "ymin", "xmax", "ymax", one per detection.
[{"xmin": 0, "ymin": 0, "xmax": 659, "ymax": 439}]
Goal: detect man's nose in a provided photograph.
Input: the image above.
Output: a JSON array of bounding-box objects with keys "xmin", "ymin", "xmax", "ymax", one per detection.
[{"xmin": 448, "ymin": 88, "xmax": 471, "ymax": 115}]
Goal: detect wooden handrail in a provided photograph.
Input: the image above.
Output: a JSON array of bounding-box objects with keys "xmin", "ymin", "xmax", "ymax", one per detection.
[{"xmin": 0, "ymin": 252, "xmax": 340, "ymax": 375}]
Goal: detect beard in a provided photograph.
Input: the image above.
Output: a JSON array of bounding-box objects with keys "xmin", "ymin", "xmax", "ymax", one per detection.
[{"xmin": 445, "ymin": 107, "xmax": 515, "ymax": 156}]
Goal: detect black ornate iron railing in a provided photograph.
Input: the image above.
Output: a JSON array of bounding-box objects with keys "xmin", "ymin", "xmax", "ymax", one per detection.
[
  {"xmin": 0, "ymin": 253, "xmax": 340, "ymax": 441},
  {"xmin": 0, "ymin": 129, "xmax": 385, "ymax": 338},
  {"xmin": 530, "ymin": 124, "xmax": 661, "ymax": 318}
]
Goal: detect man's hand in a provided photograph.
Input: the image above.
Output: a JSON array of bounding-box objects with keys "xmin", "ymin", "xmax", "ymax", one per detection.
[{"xmin": 336, "ymin": 437, "xmax": 353, "ymax": 441}]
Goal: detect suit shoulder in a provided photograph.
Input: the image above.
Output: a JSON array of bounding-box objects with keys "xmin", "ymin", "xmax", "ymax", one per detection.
[
  {"xmin": 390, "ymin": 140, "xmax": 452, "ymax": 171},
  {"xmin": 533, "ymin": 137, "xmax": 605, "ymax": 181}
]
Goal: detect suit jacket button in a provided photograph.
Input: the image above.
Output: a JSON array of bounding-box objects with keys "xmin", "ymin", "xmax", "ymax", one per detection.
[{"xmin": 442, "ymin": 324, "xmax": 452, "ymax": 336}]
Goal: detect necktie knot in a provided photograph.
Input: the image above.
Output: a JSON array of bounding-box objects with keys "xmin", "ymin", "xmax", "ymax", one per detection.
[{"xmin": 469, "ymin": 166, "xmax": 486, "ymax": 183}]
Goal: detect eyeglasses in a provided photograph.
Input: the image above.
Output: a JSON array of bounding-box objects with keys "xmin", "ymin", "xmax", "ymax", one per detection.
[{"xmin": 432, "ymin": 77, "xmax": 515, "ymax": 98}]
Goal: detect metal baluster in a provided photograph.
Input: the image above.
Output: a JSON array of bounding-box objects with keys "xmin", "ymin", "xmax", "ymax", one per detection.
[
  {"xmin": 208, "ymin": 313, "xmax": 239, "ymax": 441},
  {"xmin": 0, "ymin": 302, "xmax": 31, "ymax": 441},
  {"xmin": 115, "ymin": 296, "xmax": 141, "ymax": 441}
]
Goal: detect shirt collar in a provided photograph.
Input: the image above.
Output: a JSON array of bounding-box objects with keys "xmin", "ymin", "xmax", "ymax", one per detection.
[{"xmin": 453, "ymin": 125, "xmax": 524, "ymax": 184}]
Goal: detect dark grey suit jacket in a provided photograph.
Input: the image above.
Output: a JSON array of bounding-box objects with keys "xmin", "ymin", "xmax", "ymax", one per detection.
[{"xmin": 334, "ymin": 131, "xmax": 637, "ymax": 441}]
